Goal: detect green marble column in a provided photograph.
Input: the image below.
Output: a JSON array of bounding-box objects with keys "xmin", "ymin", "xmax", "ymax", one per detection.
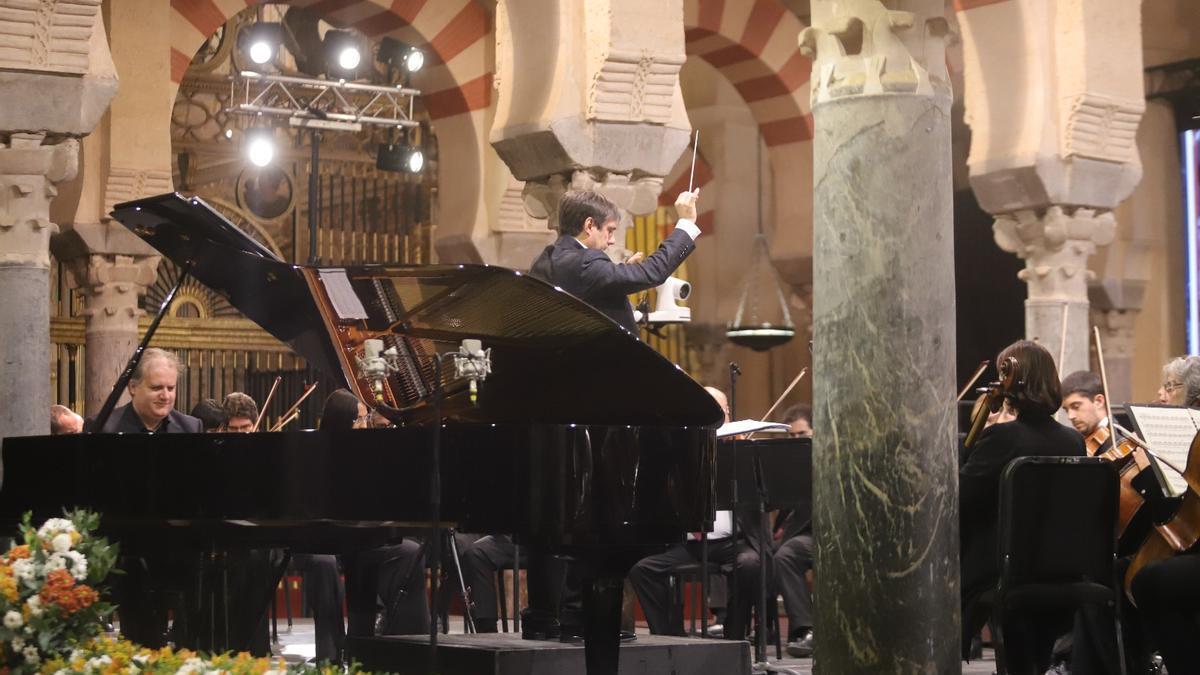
[{"xmin": 801, "ymin": 2, "xmax": 960, "ymax": 671}]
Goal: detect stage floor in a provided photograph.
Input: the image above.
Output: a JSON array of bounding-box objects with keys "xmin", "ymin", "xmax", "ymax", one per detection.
[{"xmin": 269, "ymin": 618, "xmax": 999, "ymax": 674}]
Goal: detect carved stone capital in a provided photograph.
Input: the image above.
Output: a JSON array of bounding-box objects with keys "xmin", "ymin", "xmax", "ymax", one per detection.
[
  {"xmin": 64, "ymin": 253, "xmax": 159, "ymax": 334},
  {"xmin": 0, "ymin": 134, "xmax": 79, "ymax": 267},
  {"xmin": 800, "ymin": 0, "xmax": 951, "ymax": 106},
  {"xmin": 992, "ymin": 206, "xmax": 1115, "ymax": 303},
  {"xmin": 102, "ymin": 165, "xmax": 173, "ymax": 217}
]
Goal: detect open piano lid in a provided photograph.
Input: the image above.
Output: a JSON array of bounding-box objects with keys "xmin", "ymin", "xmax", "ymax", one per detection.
[{"xmin": 110, "ymin": 193, "xmax": 723, "ymax": 427}]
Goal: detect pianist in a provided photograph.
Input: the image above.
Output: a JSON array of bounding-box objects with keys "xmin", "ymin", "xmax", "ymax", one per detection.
[{"xmin": 95, "ymin": 348, "xmax": 202, "ymax": 434}]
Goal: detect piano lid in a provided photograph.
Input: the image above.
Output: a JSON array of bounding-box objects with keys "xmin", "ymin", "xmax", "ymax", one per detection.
[{"xmin": 110, "ymin": 193, "xmax": 723, "ymax": 426}]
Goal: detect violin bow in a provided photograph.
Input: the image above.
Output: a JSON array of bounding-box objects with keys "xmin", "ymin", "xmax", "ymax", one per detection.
[
  {"xmin": 1110, "ymin": 422, "xmax": 1188, "ymax": 478},
  {"xmin": 761, "ymin": 367, "xmax": 808, "ymax": 422},
  {"xmin": 269, "ymin": 382, "xmax": 318, "ymax": 432},
  {"xmin": 252, "ymin": 375, "xmax": 282, "ymax": 432},
  {"xmin": 957, "ymin": 360, "xmax": 990, "ymax": 403},
  {"xmin": 1093, "ymin": 325, "xmax": 1120, "ymax": 447}
]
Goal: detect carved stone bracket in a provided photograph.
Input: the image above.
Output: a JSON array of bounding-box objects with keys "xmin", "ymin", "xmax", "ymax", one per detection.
[
  {"xmin": 102, "ymin": 165, "xmax": 173, "ymax": 217},
  {"xmin": 588, "ymin": 49, "xmax": 684, "ymax": 125},
  {"xmin": 522, "ymin": 169, "xmax": 664, "ymax": 243},
  {"xmin": 799, "ymin": 0, "xmax": 951, "ymax": 105},
  {"xmin": 0, "ymin": 0, "xmax": 102, "ymax": 74},
  {"xmin": 993, "ymin": 206, "xmax": 1116, "ymax": 303}
]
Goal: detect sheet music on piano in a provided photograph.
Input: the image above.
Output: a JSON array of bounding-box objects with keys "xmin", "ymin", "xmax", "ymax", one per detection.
[{"xmin": 1126, "ymin": 404, "xmax": 1200, "ymax": 496}]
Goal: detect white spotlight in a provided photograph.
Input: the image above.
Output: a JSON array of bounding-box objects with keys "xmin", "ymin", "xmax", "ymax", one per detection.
[
  {"xmin": 407, "ymin": 148, "xmax": 424, "ymax": 173},
  {"xmin": 405, "ymin": 48, "xmax": 424, "ymax": 73},
  {"xmin": 247, "ymin": 134, "xmax": 275, "ymax": 167},
  {"xmin": 249, "ymin": 40, "xmax": 274, "ymax": 65},
  {"xmin": 338, "ymin": 46, "xmax": 361, "ymax": 71}
]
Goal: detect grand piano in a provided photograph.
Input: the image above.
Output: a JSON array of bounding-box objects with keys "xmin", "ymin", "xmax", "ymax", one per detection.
[{"xmin": 0, "ymin": 193, "xmax": 722, "ymax": 674}]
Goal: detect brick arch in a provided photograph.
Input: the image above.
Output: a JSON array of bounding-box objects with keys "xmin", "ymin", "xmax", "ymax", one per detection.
[
  {"xmin": 168, "ymin": 0, "xmax": 495, "ymax": 261},
  {"xmin": 683, "ymin": 0, "xmax": 813, "ymax": 267}
]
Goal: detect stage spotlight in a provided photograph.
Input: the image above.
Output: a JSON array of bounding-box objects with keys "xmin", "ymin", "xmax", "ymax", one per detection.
[
  {"xmin": 324, "ymin": 30, "xmax": 363, "ymax": 78},
  {"xmin": 239, "ymin": 23, "xmax": 282, "ymax": 67},
  {"xmin": 378, "ymin": 37, "xmax": 424, "ymax": 73},
  {"xmin": 246, "ymin": 131, "xmax": 276, "ymax": 168},
  {"xmin": 376, "ymin": 142, "xmax": 424, "ymax": 174}
]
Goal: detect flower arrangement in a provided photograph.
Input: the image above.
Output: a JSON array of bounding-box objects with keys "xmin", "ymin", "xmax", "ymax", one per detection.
[
  {"xmin": 0, "ymin": 512, "xmax": 372, "ymax": 675},
  {"xmin": 40, "ymin": 637, "xmax": 356, "ymax": 675},
  {"xmin": 0, "ymin": 511, "xmax": 116, "ymax": 674}
]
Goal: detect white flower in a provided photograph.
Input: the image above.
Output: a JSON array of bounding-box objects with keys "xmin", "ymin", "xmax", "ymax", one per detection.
[
  {"xmin": 4, "ymin": 610, "xmax": 23, "ymax": 629},
  {"xmin": 11, "ymin": 559, "xmax": 34, "ymax": 582},
  {"xmin": 45, "ymin": 553, "xmax": 67, "ymax": 574},
  {"xmin": 22, "ymin": 645, "xmax": 39, "ymax": 665},
  {"xmin": 11, "ymin": 637, "xmax": 24, "ymax": 651},
  {"xmin": 36, "ymin": 518, "xmax": 76, "ymax": 539},
  {"xmin": 51, "ymin": 533, "xmax": 72, "ymax": 553},
  {"xmin": 86, "ymin": 655, "xmax": 112, "ymax": 674},
  {"xmin": 64, "ymin": 550, "xmax": 88, "ymax": 581},
  {"xmin": 69, "ymin": 649, "xmax": 83, "ymax": 662},
  {"xmin": 26, "ymin": 596, "xmax": 42, "ymax": 617},
  {"xmin": 132, "ymin": 654, "xmax": 149, "ymax": 665}
]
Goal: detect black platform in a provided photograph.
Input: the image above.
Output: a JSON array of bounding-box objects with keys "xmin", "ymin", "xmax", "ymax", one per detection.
[{"xmin": 346, "ymin": 633, "xmax": 751, "ymax": 675}]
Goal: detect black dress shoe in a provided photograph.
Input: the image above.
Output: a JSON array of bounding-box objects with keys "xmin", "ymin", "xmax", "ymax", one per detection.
[
  {"xmin": 558, "ymin": 627, "xmax": 637, "ymax": 644},
  {"xmin": 520, "ymin": 609, "xmax": 561, "ymax": 641}
]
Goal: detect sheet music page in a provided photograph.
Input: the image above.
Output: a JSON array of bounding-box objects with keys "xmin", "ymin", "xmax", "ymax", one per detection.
[
  {"xmin": 1127, "ymin": 405, "xmax": 1198, "ymax": 496},
  {"xmin": 318, "ymin": 269, "xmax": 369, "ymax": 320},
  {"xmin": 717, "ymin": 420, "xmax": 790, "ymax": 438}
]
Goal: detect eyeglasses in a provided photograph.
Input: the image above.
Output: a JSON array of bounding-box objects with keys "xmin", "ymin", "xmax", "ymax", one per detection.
[{"xmin": 1162, "ymin": 380, "xmax": 1184, "ymax": 392}]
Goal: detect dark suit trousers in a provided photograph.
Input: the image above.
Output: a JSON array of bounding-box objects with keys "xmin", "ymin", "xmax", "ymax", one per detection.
[
  {"xmin": 628, "ymin": 539, "xmax": 761, "ymax": 639},
  {"xmin": 461, "ymin": 535, "xmax": 526, "ymax": 630},
  {"xmin": 774, "ymin": 534, "xmax": 814, "ymax": 636},
  {"xmin": 291, "ymin": 554, "xmax": 345, "ymax": 662},
  {"xmin": 344, "ymin": 540, "xmax": 428, "ymax": 637}
]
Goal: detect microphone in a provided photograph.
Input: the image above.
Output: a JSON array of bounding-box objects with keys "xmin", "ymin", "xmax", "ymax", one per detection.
[
  {"xmin": 453, "ymin": 339, "xmax": 491, "ymax": 405},
  {"xmin": 356, "ymin": 338, "xmax": 398, "ymax": 403}
]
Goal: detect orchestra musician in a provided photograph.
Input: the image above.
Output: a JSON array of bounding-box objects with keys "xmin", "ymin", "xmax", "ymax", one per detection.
[
  {"xmin": 959, "ymin": 340, "xmax": 1084, "ymax": 671},
  {"xmin": 1060, "ymin": 371, "xmax": 1111, "ymax": 455},
  {"xmin": 1155, "ymin": 355, "xmax": 1200, "ymax": 406},
  {"xmin": 775, "ymin": 403, "xmax": 815, "ymax": 657},
  {"xmin": 523, "ymin": 188, "xmax": 702, "ymax": 641}
]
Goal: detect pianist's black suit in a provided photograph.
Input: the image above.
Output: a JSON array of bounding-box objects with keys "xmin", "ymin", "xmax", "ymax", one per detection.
[
  {"xmin": 959, "ymin": 413, "xmax": 1084, "ymax": 666},
  {"xmin": 97, "ymin": 403, "xmax": 203, "ymax": 434},
  {"xmin": 528, "ymin": 230, "xmax": 695, "ymax": 334}
]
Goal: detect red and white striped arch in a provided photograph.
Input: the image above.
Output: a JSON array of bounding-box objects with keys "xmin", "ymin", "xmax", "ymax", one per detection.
[
  {"xmin": 683, "ymin": 0, "xmax": 813, "ymax": 262},
  {"xmin": 660, "ymin": 148, "xmax": 717, "ymax": 234},
  {"xmin": 168, "ymin": 0, "xmax": 495, "ymax": 261}
]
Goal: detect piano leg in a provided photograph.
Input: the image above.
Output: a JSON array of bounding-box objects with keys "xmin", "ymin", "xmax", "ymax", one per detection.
[{"xmin": 582, "ymin": 575, "xmax": 624, "ymax": 675}]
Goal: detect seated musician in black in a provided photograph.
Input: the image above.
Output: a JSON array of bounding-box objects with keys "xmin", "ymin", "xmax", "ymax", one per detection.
[
  {"xmin": 775, "ymin": 403, "xmax": 815, "ymax": 657},
  {"xmin": 318, "ymin": 390, "xmax": 429, "ymax": 646},
  {"xmin": 628, "ymin": 387, "xmax": 766, "ymax": 641},
  {"xmin": 959, "ymin": 339, "xmax": 1084, "ymax": 670},
  {"xmin": 102, "ymin": 349, "xmax": 203, "ymax": 648}
]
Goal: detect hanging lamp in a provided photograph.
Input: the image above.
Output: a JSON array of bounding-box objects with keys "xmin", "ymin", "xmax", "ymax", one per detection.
[{"xmin": 725, "ymin": 138, "xmax": 796, "ymax": 351}]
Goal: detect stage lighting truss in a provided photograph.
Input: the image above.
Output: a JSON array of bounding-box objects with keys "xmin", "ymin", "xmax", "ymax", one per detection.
[{"xmin": 229, "ymin": 71, "xmax": 421, "ymax": 133}]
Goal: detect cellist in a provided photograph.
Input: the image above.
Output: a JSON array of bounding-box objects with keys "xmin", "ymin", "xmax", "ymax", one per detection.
[
  {"xmin": 1060, "ymin": 371, "xmax": 1112, "ymax": 455},
  {"xmin": 960, "ymin": 340, "xmax": 1085, "ymax": 671}
]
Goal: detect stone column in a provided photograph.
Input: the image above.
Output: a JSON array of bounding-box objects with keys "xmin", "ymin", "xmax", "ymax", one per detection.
[
  {"xmin": 0, "ymin": 135, "xmax": 78, "ymax": 440},
  {"xmin": 490, "ymin": 0, "xmax": 691, "ymax": 257},
  {"xmin": 959, "ymin": 0, "xmax": 1145, "ymax": 375},
  {"xmin": 0, "ymin": 0, "xmax": 118, "ymax": 445},
  {"xmin": 801, "ymin": 1, "xmax": 959, "ymax": 671},
  {"xmin": 59, "ymin": 249, "xmax": 160, "ymax": 414}
]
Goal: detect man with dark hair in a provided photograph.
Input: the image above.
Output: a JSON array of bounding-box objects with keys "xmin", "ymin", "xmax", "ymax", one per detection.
[
  {"xmin": 1060, "ymin": 370, "xmax": 1109, "ymax": 453},
  {"xmin": 521, "ymin": 189, "xmax": 701, "ymax": 643},
  {"xmin": 95, "ymin": 348, "xmax": 202, "ymax": 434},
  {"xmin": 50, "ymin": 404, "xmax": 83, "ymax": 434},
  {"xmin": 782, "ymin": 402, "xmax": 812, "ymax": 438},
  {"xmin": 220, "ymin": 392, "xmax": 259, "ymax": 433},
  {"xmin": 190, "ymin": 399, "xmax": 225, "ymax": 432},
  {"xmin": 529, "ymin": 189, "xmax": 701, "ymax": 334}
]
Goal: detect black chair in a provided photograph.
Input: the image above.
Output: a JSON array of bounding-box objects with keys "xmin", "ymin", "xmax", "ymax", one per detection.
[{"xmin": 987, "ymin": 456, "xmax": 1125, "ymax": 675}]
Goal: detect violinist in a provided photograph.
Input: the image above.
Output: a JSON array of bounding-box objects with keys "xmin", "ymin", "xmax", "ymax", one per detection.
[
  {"xmin": 959, "ymin": 340, "xmax": 1085, "ymax": 670},
  {"xmin": 1060, "ymin": 371, "xmax": 1111, "ymax": 455}
]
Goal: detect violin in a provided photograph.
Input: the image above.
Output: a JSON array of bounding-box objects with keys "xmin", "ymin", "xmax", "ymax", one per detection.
[
  {"xmin": 1124, "ymin": 430, "xmax": 1200, "ymax": 604},
  {"xmin": 963, "ymin": 356, "xmax": 1017, "ymax": 449}
]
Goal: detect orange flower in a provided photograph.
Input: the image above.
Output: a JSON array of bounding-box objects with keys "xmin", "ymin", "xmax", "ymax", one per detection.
[
  {"xmin": 6, "ymin": 546, "xmax": 29, "ymax": 561},
  {"xmin": 40, "ymin": 569, "xmax": 97, "ymax": 616}
]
